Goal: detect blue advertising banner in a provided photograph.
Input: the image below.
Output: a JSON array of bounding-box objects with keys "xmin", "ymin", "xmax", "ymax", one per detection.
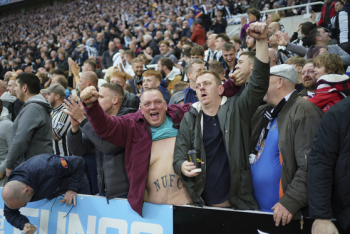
[
  {"xmin": 0, "ymin": 188, "xmax": 173, "ymax": 234},
  {"xmin": 0, "ymin": 0, "xmax": 23, "ymax": 6}
]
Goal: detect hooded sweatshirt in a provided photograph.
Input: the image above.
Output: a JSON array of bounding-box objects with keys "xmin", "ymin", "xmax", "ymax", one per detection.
[
  {"xmin": 165, "ymin": 66, "xmax": 182, "ymax": 96},
  {"xmin": 6, "ymin": 94, "xmax": 54, "ymax": 170},
  {"xmin": 0, "ymin": 116, "xmax": 12, "ymax": 177},
  {"xmin": 0, "ymin": 92, "xmax": 23, "ymax": 122}
]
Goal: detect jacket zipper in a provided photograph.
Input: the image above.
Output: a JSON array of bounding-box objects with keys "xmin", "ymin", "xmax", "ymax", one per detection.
[
  {"xmin": 300, "ymin": 215, "xmax": 304, "ymax": 230},
  {"xmin": 101, "ymin": 157, "xmax": 110, "ymax": 204},
  {"xmin": 305, "ymin": 154, "xmax": 308, "ymax": 171},
  {"xmin": 195, "ymin": 111, "xmax": 205, "ymax": 207}
]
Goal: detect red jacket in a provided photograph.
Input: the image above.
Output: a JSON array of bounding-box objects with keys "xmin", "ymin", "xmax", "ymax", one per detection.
[
  {"xmin": 84, "ymin": 101, "xmax": 191, "ymax": 216},
  {"xmin": 308, "ymin": 87, "xmax": 344, "ymax": 112},
  {"xmin": 318, "ymin": 1, "xmax": 336, "ymax": 27},
  {"xmin": 308, "ymin": 74, "xmax": 350, "ymax": 112},
  {"xmin": 191, "ymin": 24, "xmax": 206, "ymax": 46}
]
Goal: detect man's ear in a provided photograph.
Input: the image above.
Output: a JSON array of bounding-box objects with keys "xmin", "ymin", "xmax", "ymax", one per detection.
[
  {"xmin": 22, "ymin": 84, "xmax": 28, "ymax": 93},
  {"xmin": 296, "ymin": 65, "xmax": 302, "ymax": 73},
  {"xmin": 218, "ymin": 84, "xmax": 224, "ymax": 96},
  {"xmin": 277, "ymin": 77, "xmax": 284, "ymax": 89},
  {"xmin": 112, "ymin": 95, "xmax": 119, "ymax": 105},
  {"xmin": 250, "ymin": 62, "xmax": 254, "ymax": 71}
]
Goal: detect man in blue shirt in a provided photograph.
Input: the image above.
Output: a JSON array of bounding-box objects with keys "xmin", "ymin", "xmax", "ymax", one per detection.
[{"xmin": 250, "ymin": 64, "xmax": 324, "ymax": 226}]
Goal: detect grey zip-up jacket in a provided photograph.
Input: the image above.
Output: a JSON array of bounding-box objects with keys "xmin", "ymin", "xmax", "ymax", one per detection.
[
  {"xmin": 173, "ymin": 57, "xmax": 269, "ymax": 209},
  {"xmin": 6, "ymin": 95, "xmax": 53, "ymax": 169},
  {"xmin": 285, "ymin": 42, "xmax": 350, "ymax": 66},
  {"xmin": 67, "ymin": 94, "xmax": 138, "ymax": 199},
  {"xmin": 250, "ymin": 91, "xmax": 324, "ymax": 218},
  {"xmin": 0, "ymin": 116, "xmax": 12, "ymax": 178}
]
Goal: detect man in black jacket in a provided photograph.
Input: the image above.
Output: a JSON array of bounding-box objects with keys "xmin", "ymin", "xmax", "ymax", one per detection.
[
  {"xmin": 65, "ymin": 83, "xmax": 138, "ymax": 199},
  {"xmin": 2, "ymin": 154, "xmax": 90, "ymax": 234},
  {"xmin": 101, "ymin": 42, "xmax": 118, "ymax": 69},
  {"xmin": 308, "ymin": 97, "xmax": 350, "ymax": 233}
]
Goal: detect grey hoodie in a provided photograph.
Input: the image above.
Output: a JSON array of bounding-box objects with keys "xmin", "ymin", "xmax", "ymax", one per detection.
[
  {"xmin": 6, "ymin": 94, "xmax": 54, "ymax": 169},
  {"xmin": 149, "ymin": 51, "xmax": 178, "ymax": 64},
  {"xmin": 0, "ymin": 92, "xmax": 16, "ymax": 120},
  {"xmin": 0, "ymin": 92, "xmax": 23, "ymax": 121},
  {"xmin": 0, "ymin": 116, "xmax": 12, "ymax": 181}
]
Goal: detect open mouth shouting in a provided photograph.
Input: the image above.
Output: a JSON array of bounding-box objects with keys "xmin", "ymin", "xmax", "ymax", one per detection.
[{"xmin": 150, "ymin": 112, "xmax": 159, "ymax": 120}]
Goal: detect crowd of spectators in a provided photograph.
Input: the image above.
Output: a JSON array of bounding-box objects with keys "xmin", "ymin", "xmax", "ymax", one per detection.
[{"xmin": 1, "ymin": 0, "xmax": 350, "ymax": 233}]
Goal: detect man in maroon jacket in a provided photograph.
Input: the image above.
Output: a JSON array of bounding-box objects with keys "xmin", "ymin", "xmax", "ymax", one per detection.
[{"xmin": 79, "ymin": 86, "xmax": 193, "ymax": 216}]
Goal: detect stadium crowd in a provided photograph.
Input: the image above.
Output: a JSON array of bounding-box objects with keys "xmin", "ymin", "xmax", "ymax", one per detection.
[{"xmin": 0, "ymin": 0, "xmax": 350, "ymax": 233}]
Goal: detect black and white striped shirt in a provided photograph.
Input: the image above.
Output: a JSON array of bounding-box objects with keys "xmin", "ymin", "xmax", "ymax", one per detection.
[
  {"xmin": 51, "ymin": 104, "xmax": 71, "ymax": 156},
  {"xmin": 332, "ymin": 10, "xmax": 350, "ymax": 44}
]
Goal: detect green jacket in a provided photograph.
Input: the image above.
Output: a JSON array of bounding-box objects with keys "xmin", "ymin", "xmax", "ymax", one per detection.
[
  {"xmin": 250, "ymin": 91, "xmax": 324, "ymax": 218},
  {"xmin": 173, "ymin": 58, "xmax": 269, "ymax": 209}
]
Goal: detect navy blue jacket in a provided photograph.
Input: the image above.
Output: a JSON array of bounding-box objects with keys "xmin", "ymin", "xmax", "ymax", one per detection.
[
  {"xmin": 4, "ymin": 154, "xmax": 85, "ymax": 230},
  {"xmin": 222, "ymin": 58, "xmax": 237, "ymax": 80}
]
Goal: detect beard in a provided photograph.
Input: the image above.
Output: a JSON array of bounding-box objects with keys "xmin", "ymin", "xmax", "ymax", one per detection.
[
  {"xmin": 303, "ymin": 80, "xmax": 317, "ymax": 91},
  {"xmin": 160, "ymin": 70, "xmax": 166, "ymax": 78}
]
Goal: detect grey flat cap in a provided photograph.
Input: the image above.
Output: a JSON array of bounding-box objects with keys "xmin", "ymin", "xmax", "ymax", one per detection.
[{"xmin": 270, "ymin": 64, "xmax": 298, "ymax": 84}]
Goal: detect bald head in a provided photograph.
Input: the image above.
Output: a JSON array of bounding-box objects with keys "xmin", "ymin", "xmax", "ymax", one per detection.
[
  {"xmin": 79, "ymin": 71, "xmax": 98, "ymax": 91},
  {"xmin": 4, "ymin": 71, "xmax": 13, "ymax": 80},
  {"xmin": 108, "ymin": 41, "xmax": 116, "ymax": 52},
  {"xmin": 2, "ymin": 181, "xmax": 34, "ymax": 209},
  {"xmin": 268, "ymin": 22, "xmax": 281, "ymax": 37}
]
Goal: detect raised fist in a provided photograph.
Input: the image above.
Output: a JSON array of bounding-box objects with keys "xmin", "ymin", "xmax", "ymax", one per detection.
[
  {"xmin": 247, "ymin": 22, "xmax": 268, "ymax": 40},
  {"xmin": 80, "ymin": 86, "xmax": 99, "ymax": 106},
  {"xmin": 229, "ymin": 69, "xmax": 246, "ymax": 86}
]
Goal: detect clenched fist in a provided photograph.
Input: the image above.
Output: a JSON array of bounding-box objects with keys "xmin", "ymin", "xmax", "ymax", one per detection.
[
  {"xmin": 23, "ymin": 223, "xmax": 37, "ymax": 234},
  {"xmin": 80, "ymin": 86, "xmax": 99, "ymax": 106},
  {"xmin": 229, "ymin": 69, "xmax": 246, "ymax": 86},
  {"xmin": 247, "ymin": 22, "xmax": 268, "ymax": 41}
]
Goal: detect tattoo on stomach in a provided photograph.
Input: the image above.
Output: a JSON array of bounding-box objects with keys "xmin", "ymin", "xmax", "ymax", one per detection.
[{"xmin": 153, "ymin": 174, "xmax": 183, "ymax": 192}]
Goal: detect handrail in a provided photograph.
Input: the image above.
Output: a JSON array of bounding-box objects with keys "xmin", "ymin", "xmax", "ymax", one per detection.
[{"xmin": 227, "ymin": 1, "xmax": 324, "ymax": 24}]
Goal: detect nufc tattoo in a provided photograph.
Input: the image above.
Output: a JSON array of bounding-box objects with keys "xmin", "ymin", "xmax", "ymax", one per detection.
[{"xmin": 153, "ymin": 174, "xmax": 183, "ymax": 192}]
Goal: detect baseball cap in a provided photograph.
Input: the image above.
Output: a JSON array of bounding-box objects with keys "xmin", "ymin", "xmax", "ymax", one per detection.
[
  {"xmin": 270, "ymin": 64, "xmax": 298, "ymax": 85},
  {"xmin": 77, "ymin": 44, "xmax": 85, "ymax": 48},
  {"xmin": 41, "ymin": 83, "xmax": 66, "ymax": 97}
]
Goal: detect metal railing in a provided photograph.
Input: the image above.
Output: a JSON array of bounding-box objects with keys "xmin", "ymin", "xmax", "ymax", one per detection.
[{"xmin": 227, "ymin": 1, "xmax": 324, "ymax": 25}]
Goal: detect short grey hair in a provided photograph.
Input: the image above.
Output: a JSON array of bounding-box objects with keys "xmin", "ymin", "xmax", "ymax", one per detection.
[
  {"xmin": 143, "ymin": 34, "xmax": 152, "ymax": 41},
  {"xmin": 185, "ymin": 59, "xmax": 206, "ymax": 76}
]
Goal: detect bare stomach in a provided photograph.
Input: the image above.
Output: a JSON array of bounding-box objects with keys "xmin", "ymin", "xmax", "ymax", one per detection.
[{"xmin": 144, "ymin": 137, "xmax": 193, "ymax": 205}]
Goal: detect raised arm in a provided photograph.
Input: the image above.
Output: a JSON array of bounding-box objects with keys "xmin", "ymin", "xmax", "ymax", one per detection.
[
  {"xmin": 334, "ymin": 45, "xmax": 350, "ymax": 66},
  {"xmin": 285, "ymin": 43, "xmax": 307, "ymax": 57},
  {"xmin": 79, "ymin": 86, "xmax": 131, "ymax": 148},
  {"xmin": 79, "ymin": 119, "xmax": 124, "ymax": 155},
  {"xmin": 237, "ymin": 22, "xmax": 270, "ymax": 122},
  {"xmin": 67, "ymin": 127, "xmax": 95, "ymax": 156}
]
